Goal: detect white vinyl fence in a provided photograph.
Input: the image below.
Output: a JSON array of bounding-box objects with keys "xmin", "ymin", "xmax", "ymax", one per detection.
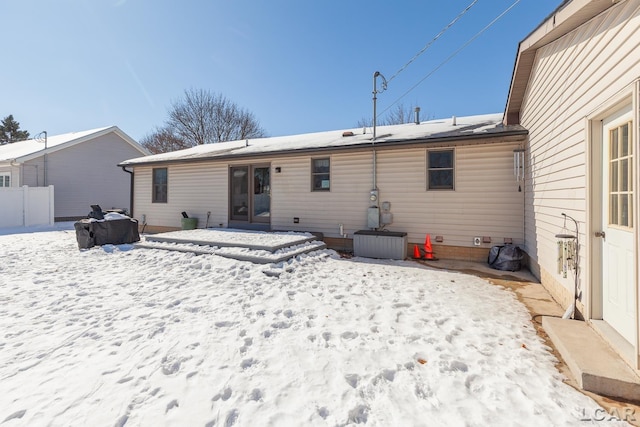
[{"xmin": 0, "ymin": 186, "xmax": 54, "ymax": 228}]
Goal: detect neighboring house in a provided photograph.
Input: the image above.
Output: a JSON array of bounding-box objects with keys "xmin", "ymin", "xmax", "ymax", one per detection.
[
  {"xmin": 0, "ymin": 126, "xmax": 148, "ymax": 220},
  {"xmin": 119, "ymin": 113, "xmax": 528, "ymax": 260},
  {"xmin": 504, "ymin": 0, "xmax": 640, "ymax": 371}
]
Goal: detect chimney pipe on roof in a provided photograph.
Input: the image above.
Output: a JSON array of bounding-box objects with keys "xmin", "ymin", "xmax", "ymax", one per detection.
[
  {"xmin": 452, "ymin": 116, "xmax": 457, "ymax": 126},
  {"xmin": 414, "ymin": 107, "xmax": 421, "ymax": 125}
]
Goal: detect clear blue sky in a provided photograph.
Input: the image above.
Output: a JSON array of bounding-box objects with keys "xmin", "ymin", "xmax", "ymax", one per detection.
[{"xmin": 3, "ymin": 0, "xmax": 559, "ymax": 142}]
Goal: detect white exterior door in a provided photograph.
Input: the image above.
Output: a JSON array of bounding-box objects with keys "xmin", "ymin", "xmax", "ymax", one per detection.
[{"xmin": 601, "ymin": 111, "xmax": 636, "ymax": 344}]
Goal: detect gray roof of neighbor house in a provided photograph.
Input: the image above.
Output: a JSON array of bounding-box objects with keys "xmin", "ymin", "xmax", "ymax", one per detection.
[
  {"xmin": 0, "ymin": 126, "xmax": 148, "ymax": 164},
  {"xmin": 505, "ymin": 0, "xmax": 616, "ymax": 124},
  {"xmin": 120, "ymin": 113, "xmax": 527, "ymax": 167}
]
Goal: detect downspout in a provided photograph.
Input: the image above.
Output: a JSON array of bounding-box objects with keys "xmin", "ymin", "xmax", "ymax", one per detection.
[{"xmin": 121, "ymin": 166, "xmax": 134, "ymax": 217}]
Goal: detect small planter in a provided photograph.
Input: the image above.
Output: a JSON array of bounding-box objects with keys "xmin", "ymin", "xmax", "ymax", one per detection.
[{"xmin": 181, "ymin": 218, "xmax": 198, "ymax": 230}]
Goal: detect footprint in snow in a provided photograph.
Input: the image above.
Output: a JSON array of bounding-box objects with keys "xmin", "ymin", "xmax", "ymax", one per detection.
[
  {"xmin": 241, "ymin": 358, "xmax": 258, "ymax": 370},
  {"xmin": 344, "ymin": 373, "xmax": 360, "ymax": 388},
  {"xmin": 341, "ymin": 331, "xmax": 358, "ymax": 340},
  {"xmin": 2, "ymin": 410, "xmax": 26, "ymax": 423},
  {"xmin": 249, "ymin": 388, "xmax": 263, "ymax": 401},
  {"xmin": 165, "ymin": 399, "xmax": 179, "ymax": 413},
  {"xmin": 212, "ymin": 387, "xmax": 232, "ymax": 402}
]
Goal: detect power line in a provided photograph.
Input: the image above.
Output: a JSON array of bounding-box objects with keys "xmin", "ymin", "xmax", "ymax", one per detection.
[
  {"xmin": 386, "ymin": 0, "xmax": 479, "ymax": 86},
  {"xmin": 379, "ymin": 0, "xmax": 522, "ymax": 118}
]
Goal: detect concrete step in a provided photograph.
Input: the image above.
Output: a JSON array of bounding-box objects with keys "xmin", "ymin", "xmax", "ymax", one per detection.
[
  {"xmin": 542, "ymin": 316, "xmax": 640, "ymax": 402},
  {"xmin": 135, "ymin": 240, "xmax": 327, "ymax": 264}
]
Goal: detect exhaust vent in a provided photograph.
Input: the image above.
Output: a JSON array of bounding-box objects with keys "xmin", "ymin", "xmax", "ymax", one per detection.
[{"xmin": 342, "ymin": 131, "xmax": 354, "ymax": 137}]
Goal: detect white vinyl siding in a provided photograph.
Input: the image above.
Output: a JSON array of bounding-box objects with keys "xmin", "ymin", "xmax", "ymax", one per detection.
[
  {"xmin": 519, "ymin": 0, "xmax": 640, "ymax": 288},
  {"xmin": 133, "ymin": 163, "xmax": 228, "ymax": 229},
  {"xmin": 137, "ymin": 140, "xmax": 525, "ymax": 247},
  {"xmin": 274, "ymin": 143, "xmax": 523, "ymax": 244}
]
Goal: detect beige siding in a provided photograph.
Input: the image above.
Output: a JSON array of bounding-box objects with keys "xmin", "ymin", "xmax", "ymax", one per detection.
[
  {"xmin": 133, "ymin": 163, "xmax": 228, "ymax": 229},
  {"xmin": 520, "ymin": 0, "xmax": 640, "ymax": 293},
  {"xmin": 25, "ymin": 133, "xmax": 146, "ymax": 218},
  {"xmin": 376, "ymin": 144, "xmax": 524, "ymax": 246},
  {"xmin": 136, "ymin": 140, "xmax": 525, "ymax": 248}
]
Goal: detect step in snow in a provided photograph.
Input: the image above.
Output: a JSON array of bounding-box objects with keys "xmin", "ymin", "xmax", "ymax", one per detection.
[{"xmin": 135, "ymin": 239, "xmax": 327, "ymax": 264}]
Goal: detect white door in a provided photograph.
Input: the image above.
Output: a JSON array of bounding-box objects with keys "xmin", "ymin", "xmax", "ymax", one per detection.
[{"xmin": 601, "ymin": 111, "xmax": 636, "ymax": 344}]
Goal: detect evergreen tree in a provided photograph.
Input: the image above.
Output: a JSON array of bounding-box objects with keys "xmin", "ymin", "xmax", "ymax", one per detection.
[{"xmin": 0, "ymin": 115, "xmax": 30, "ymax": 144}]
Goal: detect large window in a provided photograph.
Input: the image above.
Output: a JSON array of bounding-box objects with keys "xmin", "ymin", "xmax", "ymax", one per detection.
[
  {"xmin": 609, "ymin": 122, "xmax": 633, "ymax": 227},
  {"xmin": 427, "ymin": 149, "xmax": 455, "ymax": 190},
  {"xmin": 0, "ymin": 173, "xmax": 10, "ymax": 188},
  {"xmin": 311, "ymin": 158, "xmax": 330, "ymax": 191},
  {"xmin": 152, "ymin": 168, "xmax": 168, "ymax": 203}
]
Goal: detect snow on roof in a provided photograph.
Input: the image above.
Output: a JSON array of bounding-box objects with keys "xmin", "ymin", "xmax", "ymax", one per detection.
[
  {"xmin": 0, "ymin": 126, "xmax": 113, "ymax": 162},
  {"xmin": 121, "ymin": 113, "xmax": 524, "ymax": 166}
]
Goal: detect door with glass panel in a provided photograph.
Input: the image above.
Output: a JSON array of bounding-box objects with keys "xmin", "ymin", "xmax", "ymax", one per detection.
[
  {"xmin": 229, "ymin": 165, "xmax": 270, "ymax": 224},
  {"xmin": 601, "ymin": 113, "xmax": 635, "ymax": 344}
]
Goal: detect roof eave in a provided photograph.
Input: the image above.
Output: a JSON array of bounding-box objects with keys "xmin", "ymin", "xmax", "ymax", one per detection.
[
  {"xmin": 504, "ymin": 0, "xmax": 617, "ymax": 125},
  {"xmin": 119, "ymin": 128, "xmax": 528, "ymax": 168}
]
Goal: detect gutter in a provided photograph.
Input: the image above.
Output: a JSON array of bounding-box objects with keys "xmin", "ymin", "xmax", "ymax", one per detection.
[
  {"xmin": 121, "ymin": 166, "xmax": 134, "ymax": 217},
  {"xmin": 118, "ymin": 128, "xmax": 529, "ymax": 168}
]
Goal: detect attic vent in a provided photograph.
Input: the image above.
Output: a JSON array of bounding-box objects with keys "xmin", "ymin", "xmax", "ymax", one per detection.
[{"xmin": 342, "ymin": 131, "xmax": 354, "ymax": 137}]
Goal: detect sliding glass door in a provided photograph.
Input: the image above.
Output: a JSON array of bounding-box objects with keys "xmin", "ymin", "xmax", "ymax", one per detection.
[{"xmin": 229, "ymin": 165, "xmax": 270, "ymax": 224}]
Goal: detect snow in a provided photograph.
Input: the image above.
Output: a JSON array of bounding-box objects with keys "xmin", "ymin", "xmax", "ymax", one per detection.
[
  {"xmin": 0, "ymin": 127, "xmax": 111, "ymax": 162},
  {"xmin": 0, "ymin": 225, "xmax": 626, "ymax": 426},
  {"xmin": 120, "ymin": 113, "xmax": 517, "ymax": 166}
]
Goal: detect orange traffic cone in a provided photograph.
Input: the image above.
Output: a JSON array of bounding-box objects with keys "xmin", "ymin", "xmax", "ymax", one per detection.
[
  {"xmin": 413, "ymin": 244, "xmax": 422, "ymax": 259},
  {"xmin": 424, "ymin": 234, "xmax": 436, "ymax": 260}
]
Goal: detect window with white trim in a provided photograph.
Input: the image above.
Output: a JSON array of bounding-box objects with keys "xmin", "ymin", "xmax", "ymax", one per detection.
[
  {"xmin": 152, "ymin": 168, "xmax": 168, "ymax": 203},
  {"xmin": 311, "ymin": 158, "xmax": 330, "ymax": 191},
  {"xmin": 0, "ymin": 173, "xmax": 10, "ymax": 188},
  {"xmin": 427, "ymin": 149, "xmax": 454, "ymax": 190}
]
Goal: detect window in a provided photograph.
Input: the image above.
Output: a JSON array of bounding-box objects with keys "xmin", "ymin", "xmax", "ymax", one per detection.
[
  {"xmin": 609, "ymin": 122, "xmax": 633, "ymax": 227},
  {"xmin": 311, "ymin": 158, "xmax": 330, "ymax": 191},
  {"xmin": 152, "ymin": 168, "xmax": 168, "ymax": 203},
  {"xmin": 0, "ymin": 173, "xmax": 10, "ymax": 188},
  {"xmin": 427, "ymin": 149, "xmax": 454, "ymax": 190}
]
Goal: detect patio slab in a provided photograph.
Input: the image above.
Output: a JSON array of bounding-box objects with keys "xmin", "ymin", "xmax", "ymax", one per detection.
[
  {"xmin": 137, "ymin": 228, "xmax": 326, "ymax": 264},
  {"xmin": 144, "ymin": 228, "xmax": 317, "ymax": 252}
]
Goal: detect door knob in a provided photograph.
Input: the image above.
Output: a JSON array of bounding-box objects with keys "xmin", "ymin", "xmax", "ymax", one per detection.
[{"xmin": 595, "ymin": 231, "xmax": 606, "ymax": 238}]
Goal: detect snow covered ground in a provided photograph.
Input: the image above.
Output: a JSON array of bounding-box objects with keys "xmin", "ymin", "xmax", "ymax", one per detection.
[{"xmin": 0, "ymin": 225, "xmax": 626, "ymax": 426}]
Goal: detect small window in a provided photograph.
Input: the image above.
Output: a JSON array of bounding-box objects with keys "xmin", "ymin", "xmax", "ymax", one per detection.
[
  {"xmin": 152, "ymin": 168, "xmax": 168, "ymax": 203},
  {"xmin": 311, "ymin": 158, "xmax": 330, "ymax": 191},
  {"xmin": 609, "ymin": 122, "xmax": 633, "ymax": 227},
  {"xmin": 427, "ymin": 149, "xmax": 454, "ymax": 190},
  {"xmin": 0, "ymin": 173, "xmax": 10, "ymax": 187}
]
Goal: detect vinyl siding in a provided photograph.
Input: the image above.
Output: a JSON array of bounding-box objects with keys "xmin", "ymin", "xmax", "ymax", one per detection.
[
  {"xmin": 520, "ymin": 0, "xmax": 640, "ymax": 292},
  {"xmin": 135, "ymin": 139, "xmax": 525, "ymax": 247},
  {"xmin": 133, "ymin": 163, "xmax": 228, "ymax": 229},
  {"xmin": 22, "ymin": 133, "xmax": 146, "ymax": 218}
]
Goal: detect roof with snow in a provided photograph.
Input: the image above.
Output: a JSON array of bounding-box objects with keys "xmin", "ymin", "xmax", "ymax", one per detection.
[
  {"xmin": 120, "ymin": 113, "xmax": 527, "ymax": 166},
  {"xmin": 0, "ymin": 126, "xmax": 147, "ymax": 164}
]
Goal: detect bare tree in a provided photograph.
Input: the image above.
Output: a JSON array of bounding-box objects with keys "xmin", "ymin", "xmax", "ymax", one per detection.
[
  {"xmin": 381, "ymin": 104, "xmax": 415, "ymax": 126},
  {"xmin": 356, "ymin": 103, "xmax": 424, "ymax": 129},
  {"xmin": 142, "ymin": 89, "xmax": 267, "ymax": 153},
  {"xmin": 140, "ymin": 126, "xmax": 190, "ymax": 155}
]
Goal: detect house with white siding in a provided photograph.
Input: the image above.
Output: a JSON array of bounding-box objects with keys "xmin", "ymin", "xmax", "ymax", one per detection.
[
  {"xmin": 119, "ymin": 113, "xmax": 528, "ymax": 261},
  {"xmin": 504, "ymin": 0, "xmax": 640, "ymax": 374},
  {"xmin": 0, "ymin": 126, "xmax": 148, "ymax": 220}
]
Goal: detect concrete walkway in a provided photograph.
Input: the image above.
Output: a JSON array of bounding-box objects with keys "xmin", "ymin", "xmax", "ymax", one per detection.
[{"xmin": 417, "ymin": 259, "xmax": 640, "ymax": 424}]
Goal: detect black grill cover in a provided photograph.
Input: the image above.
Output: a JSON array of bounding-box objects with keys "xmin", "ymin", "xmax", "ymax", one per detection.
[{"xmin": 74, "ymin": 218, "xmax": 140, "ymax": 249}]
